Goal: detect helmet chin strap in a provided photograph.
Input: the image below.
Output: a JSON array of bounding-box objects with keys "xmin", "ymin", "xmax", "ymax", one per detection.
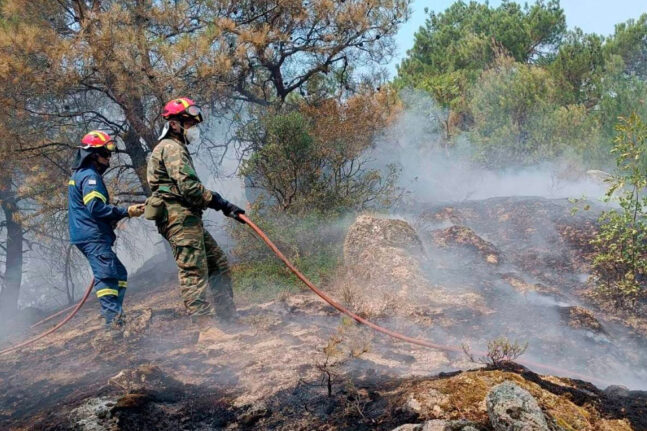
[
  {"xmin": 158, "ymin": 122, "xmax": 171, "ymax": 140},
  {"xmin": 158, "ymin": 120, "xmax": 192, "ymax": 143}
]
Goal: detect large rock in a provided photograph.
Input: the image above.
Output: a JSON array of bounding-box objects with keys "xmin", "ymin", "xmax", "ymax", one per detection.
[
  {"xmin": 344, "ymin": 215, "xmax": 424, "ymax": 266},
  {"xmin": 391, "ymin": 420, "xmax": 480, "ymax": 431},
  {"xmin": 486, "ymin": 381, "xmax": 549, "ymax": 431},
  {"xmin": 338, "ymin": 215, "xmax": 488, "ymax": 319}
]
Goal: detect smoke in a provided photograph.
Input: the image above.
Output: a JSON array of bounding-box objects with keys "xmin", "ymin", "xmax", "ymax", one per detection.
[
  {"xmin": 5, "ymin": 85, "xmax": 646, "ymax": 413},
  {"xmin": 307, "ymin": 88, "xmax": 647, "ymax": 389},
  {"xmin": 372, "ymin": 89, "xmax": 608, "ymax": 204},
  {"xmin": 194, "ymin": 87, "xmax": 647, "ymax": 390}
]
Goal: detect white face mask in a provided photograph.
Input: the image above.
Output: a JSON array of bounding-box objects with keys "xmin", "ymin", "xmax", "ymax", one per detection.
[{"xmin": 184, "ymin": 125, "xmax": 201, "ymax": 144}]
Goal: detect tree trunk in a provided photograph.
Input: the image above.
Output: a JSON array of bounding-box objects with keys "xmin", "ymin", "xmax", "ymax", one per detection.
[
  {"xmin": 123, "ymin": 127, "xmax": 152, "ymax": 196},
  {"xmin": 0, "ymin": 186, "xmax": 23, "ymax": 317},
  {"xmin": 64, "ymin": 244, "xmax": 75, "ymax": 305}
]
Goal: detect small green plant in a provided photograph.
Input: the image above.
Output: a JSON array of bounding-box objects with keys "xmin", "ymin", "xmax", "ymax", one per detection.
[
  {"xmin": 316, "ymin": 318, "xmax": 372, "ymax": 397},
  {"xmin": 229, "ymin": 209, "xmax": 348, "ymax": 301},
  {"xmin": 462, "ymin": 337, "xmax": 528, "ymax": 366},
  {"xmin": 590, "ymin": 113, "xmax": 647, "ymax": 308}
]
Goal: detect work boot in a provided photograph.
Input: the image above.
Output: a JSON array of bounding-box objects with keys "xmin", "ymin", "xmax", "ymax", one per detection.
[
  {"xmin": 191, "ymin": 313, "xmax": 217, "ymax": 330},
  {"xmin": 213, "ymin": 296, "xmax": 238, "ymax": 323},
  {"xmin": 113, "ymin": 311, "xmax": 127, "ymax": 328},
  {"xmin": 216, "ymin": 307, "xmax": 239, "ymax": 324}
]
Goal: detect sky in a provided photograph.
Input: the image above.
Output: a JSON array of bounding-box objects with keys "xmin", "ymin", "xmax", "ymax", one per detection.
[{"xmin": 387, "ymin": 0, "xmax": 647, "ymax": 76}]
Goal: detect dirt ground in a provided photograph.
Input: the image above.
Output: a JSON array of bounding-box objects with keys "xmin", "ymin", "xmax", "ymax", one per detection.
[{"xmin": 1, "ymin": 197, "xmax": 647, "ymax": 430}]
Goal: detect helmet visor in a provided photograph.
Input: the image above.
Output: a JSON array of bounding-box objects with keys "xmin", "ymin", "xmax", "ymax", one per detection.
[
  {"xmin": 186, "ymin": 105, "xmax": 202, "ymax": 120},
  {"xmin": 79, "ymin": 140, "xmax": 116, "ymax": 152}
]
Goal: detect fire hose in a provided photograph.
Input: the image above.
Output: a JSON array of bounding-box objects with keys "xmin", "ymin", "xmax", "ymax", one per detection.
[
  {"xmin": 238, "ymin": 214, "xmax": 615, "ymax": 387},
  {"xmin": 31, "ymin": 303, "xmax": 79, "ymax": 328},
  {"xmin": 0, "ymin": 279, "xmax": 94, "ymax": 356},
  {"xmin": 0, "ymin": 215, "xmax": 614, "ymax": 387}
]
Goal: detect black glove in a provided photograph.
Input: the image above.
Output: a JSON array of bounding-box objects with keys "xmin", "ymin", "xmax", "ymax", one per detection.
[
  {"xmin": 207, "ymin": 192, "xmax": 228, "ymax": 211},
  {"xmin": 208, "ymin": 192, "xmax": 246, "ymax": 223},
  {"xmin": 223, "ymin": 202, "xmax": 246, "ymax": 224}
]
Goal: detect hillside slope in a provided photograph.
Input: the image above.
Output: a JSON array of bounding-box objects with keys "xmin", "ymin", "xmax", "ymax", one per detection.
[{"xmin": 1, "ymin": 197, "xmax": 646, "ymax": 430}]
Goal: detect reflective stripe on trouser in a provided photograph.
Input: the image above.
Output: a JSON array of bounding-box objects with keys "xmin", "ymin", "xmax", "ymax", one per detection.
[
  {"xmin": 75, "ymin": 242, "xmax": 128, "ymax": 324},
  {"xmin": 158, "ymin": 204, "xmax": 234, "ymax": 317}
]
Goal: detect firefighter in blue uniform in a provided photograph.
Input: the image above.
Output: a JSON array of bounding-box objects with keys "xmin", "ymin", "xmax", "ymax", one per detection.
[{"xmin": 68, "ymin": 131, "xmax": 145, "ymax": 332}]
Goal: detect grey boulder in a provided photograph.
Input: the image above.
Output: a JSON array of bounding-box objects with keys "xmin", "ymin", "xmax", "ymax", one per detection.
[{"xmin": 486, "ymin": 381, "xmax": 549, "ymax": 431}]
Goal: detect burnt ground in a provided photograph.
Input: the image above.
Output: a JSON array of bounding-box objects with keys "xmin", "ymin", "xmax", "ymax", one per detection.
[
  {"xmin": 0, "ymin": 278, "xmax": 457, "ymax": 430},
  {"xmin": 415, "ymin": 197, "xmax": 647, "ymax": 385},
  {"xmin": 1, "ymin": 196, "xmax": 646, "ymax": 430}
]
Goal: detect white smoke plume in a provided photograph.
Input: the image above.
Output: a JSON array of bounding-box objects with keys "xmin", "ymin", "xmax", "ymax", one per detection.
[{"xmin": 373, "ymin": 89, "xmax": 608, "ymax": 204}]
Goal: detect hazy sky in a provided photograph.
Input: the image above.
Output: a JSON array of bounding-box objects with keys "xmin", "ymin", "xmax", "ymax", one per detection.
[{"xmin": 388, "ymin": 0, "xmax": 647, "ymax": 76}]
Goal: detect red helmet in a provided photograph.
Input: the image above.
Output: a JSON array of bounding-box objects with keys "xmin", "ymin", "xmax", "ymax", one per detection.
[
  {"xmin": 161, "ymin": 97, "xmax": 203, "ymax": 123},
  {"xmin": 80, "ymin": 130, "xmax": 116, "ymax": 151}
]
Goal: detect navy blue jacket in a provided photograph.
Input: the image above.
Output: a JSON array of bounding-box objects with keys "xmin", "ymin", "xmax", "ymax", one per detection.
[{"xmin": 68, "ymin": 166, "xmax": 128, "ymax": 245}]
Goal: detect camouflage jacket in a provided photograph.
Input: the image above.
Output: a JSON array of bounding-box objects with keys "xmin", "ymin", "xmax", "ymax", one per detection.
[{"xmin": 147, "ymin": 137, "xmax": 212, "ymax": 210}]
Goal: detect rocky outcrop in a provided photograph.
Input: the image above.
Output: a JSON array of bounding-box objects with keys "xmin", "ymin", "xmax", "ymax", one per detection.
[
  {"xmin": 392, "ymin": 419, "xmax": 480, "ymax": 431},
  {"xmin": 558, "ymin": 306, "xmax": 604, "ymax": 333},
  {"xmin": 421, "ymin": 197, "xmax": 600, "ymax": 282},
  {"xmin": 338, "ymin": 214, "xmax": 488, "ymax": 318},
  {"xmin": 430, "ymin": 225, "xmax": 500, "ymax": 264},
  {"xmin": 486, "ymin": 381, "xmax": 549, "ymax": 431},
  {"xmin": 344, "ymin": 214, "xmax": 425, "ymax": 266}
]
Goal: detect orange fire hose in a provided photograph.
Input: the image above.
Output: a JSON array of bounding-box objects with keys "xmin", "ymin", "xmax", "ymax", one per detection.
[
  {"xmin": 0, "ymin": 279, "xmax": 94, "ymax": 356},
  {"xmin": 239, "ymin": 214, "xmax": 615, "ymax": 387},
  {"xmin": 31, "ymin": 303, "xmax": 78, "ymax": 328}
]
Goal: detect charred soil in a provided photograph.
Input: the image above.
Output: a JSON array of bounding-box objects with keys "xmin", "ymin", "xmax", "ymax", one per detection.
[{"xmin": 1, "ymin": 197, "xmax": 646, "ymax": 430}]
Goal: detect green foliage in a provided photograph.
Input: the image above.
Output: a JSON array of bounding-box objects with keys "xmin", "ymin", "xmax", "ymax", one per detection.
[
  {"xmin": 396, "ymin": 0, "xmax": 566, "ymax": 108},
  {"xmin": 595, "ymin": 58, "xmax": 647, "ymax": 143},
  {"xmin": 590, "ymin": 114, "xmax": 647, "ymax": 308},
  {"xmin": 230, "ymin": 210, "xmax": 352, "ymax": 300},
  {"xmin": 240, "ymin": 110, "xmax": 400, "ymax": 215},
  {"xmin": 604, "ymin": 14, "xmax": 647, "ymax": 79},
  {"xmin": 469, "ymin": 57, "xmax": 599, "ymax": 167},
  {"xmin": 395, "ymin": 2, "xmax": 647, "ymax": 169},
  {"xmin": 549, "ymin": 28, "xmax": 605, "ymax": 105}
]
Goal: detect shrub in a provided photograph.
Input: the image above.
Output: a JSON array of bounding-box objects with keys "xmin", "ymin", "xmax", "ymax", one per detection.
[
  {"xmin": 463, "ymin": 336, "xmax": 528, "ymax": 366},
  {"xmin": 469, "ymin": 56, "xmax": 601, "ymax": 167},
  {"xmin": 590, "ymin": 113, "xmax": 647, "ymax": 308},
  {"xmin": 240, "ymin": 90, "xmax": 401, "ymax": 215}
]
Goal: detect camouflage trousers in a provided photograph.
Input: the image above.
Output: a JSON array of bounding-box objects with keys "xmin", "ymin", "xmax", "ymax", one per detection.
[{"xmin": 157, "ymin": 202, "xmax": 235, "ymax": 317}]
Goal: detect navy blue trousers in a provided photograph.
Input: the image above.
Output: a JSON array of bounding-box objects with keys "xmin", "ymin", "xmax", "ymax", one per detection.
[{"xmin": 76, "ymin": 242, "xmax": 128, "ymax": 325}]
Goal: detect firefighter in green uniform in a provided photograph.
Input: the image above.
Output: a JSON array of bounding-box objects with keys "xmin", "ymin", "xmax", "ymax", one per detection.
[{"xmin": 146, "ymin": 97, "xmax": 245, "ymax": 323}]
